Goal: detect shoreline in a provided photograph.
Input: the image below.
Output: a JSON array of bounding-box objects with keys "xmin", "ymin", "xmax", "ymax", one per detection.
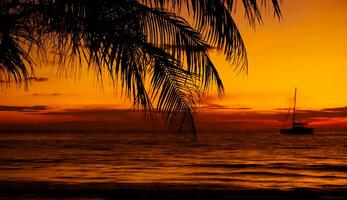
[{"xmin": 0, "ymin": 181, "xmax": 346, "ymax": 199}]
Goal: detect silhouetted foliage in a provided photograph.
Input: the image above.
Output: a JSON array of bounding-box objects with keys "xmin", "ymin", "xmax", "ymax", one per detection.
[{"xmin": 0, "ymin": 0, "xmax": 282, "ymax": 140}]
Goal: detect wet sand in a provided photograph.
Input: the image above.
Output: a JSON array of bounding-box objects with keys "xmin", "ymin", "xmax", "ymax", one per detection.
[{"xmin": 0, "ymin": 181, "xmax": 346, "ymax": 200}]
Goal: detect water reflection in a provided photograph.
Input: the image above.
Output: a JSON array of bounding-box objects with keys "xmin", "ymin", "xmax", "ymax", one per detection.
[{"xmin": 0, "ymin": 132, "xmax": 346, "ymax": 190}]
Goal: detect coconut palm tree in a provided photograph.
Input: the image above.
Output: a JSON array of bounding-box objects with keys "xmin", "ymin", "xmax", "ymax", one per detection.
[{"xmin": 0, "ymin": 0, "xmax": 282, "ymax": 140}]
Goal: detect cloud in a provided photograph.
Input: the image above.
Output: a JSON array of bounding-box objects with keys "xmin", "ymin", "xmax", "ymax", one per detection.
[
  {"xmin": 0, "ymin": 105, "xmax": 49, "ymax": 112},
  {"xmin": 0, "ymin": 77, "xmax": 49, "ymax": 83},
  {"xmin": 197, "ymin": 103, "xmax": 252, "ymax": 111},
  {"xmin": 270, "ymin": 106, "xmax": 347, "ymax": 118},
  {"xmin": 38, "ymin": 107, "xmax": 147, "ymax": 122},
  {"xmin": 322, "ymin": 106, "xmax": 347, "ymax": 112},
  {"xmin": 17, "ymin": 105, "xmax": 347, "ymax": 121},
  {"xmin": 32, "ymin": 93, "xmax": 60, "ymax": 96},
  {"xmin": 292, "ymin": 108, "xmax": 347, "ymax": 118},
  {"xmin": 196, "ymin": 106, "xmax": 347, "ymax": 128},
  {"xmin": 41, "ymin": 108, "xmax": 136, "ymax": 116},
  {"xmin": 7, "ymin": 108, "xmax": 162, "ymax": 133},
  {"xmin": 27, "ymin": 77, "xmax": 49, "ymax": 82},
  {"xmin": 1, "ymin": 105, "xmax": 347, "ymax": 133}
]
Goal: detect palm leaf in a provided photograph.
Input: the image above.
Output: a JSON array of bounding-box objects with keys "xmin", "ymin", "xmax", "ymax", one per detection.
[
  {"xmin": 0, "ymin": 0, "xmax": 283, "ymax": 139},
  {"xmin": 0, "ymin": 4, "xmax": 38, "ymax": 86}
]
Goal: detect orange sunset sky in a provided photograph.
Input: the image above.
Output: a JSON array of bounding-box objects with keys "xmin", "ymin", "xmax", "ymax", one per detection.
[{"xmin": 0, "ymin": 0, "xmax": 346, "ymax": 132}]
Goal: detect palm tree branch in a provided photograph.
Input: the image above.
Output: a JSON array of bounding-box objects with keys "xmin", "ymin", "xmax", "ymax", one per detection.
[{"xmin": 132, "ymin": 2, "xmax": 224, "ymax": 94}]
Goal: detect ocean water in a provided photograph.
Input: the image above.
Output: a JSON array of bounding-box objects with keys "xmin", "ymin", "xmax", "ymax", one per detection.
[{"xmin": 0, "ymin": 132, "xmax": 346, "ymax": 191}]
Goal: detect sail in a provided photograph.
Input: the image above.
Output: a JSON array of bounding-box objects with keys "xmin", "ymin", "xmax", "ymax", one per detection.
[{"xmin": 280, "ymin": 88, "xmax": 314, "ymax": 134}]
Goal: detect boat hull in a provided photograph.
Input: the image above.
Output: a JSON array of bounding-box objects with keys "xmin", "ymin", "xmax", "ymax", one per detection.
[{"xmin": 280, "ymin": 127, "xmax": 314, "ymax": 134}]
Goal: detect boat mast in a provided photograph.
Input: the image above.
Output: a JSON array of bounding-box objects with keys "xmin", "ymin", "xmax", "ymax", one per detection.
[{"xmin": 292, "ymin": 88, "xmax": 297, "ymax": 126}]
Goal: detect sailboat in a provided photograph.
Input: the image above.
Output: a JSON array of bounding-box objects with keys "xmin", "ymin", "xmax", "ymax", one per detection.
[{"xmin": 280, "ymin": 88, "xmax": 314, "ymax": 134}]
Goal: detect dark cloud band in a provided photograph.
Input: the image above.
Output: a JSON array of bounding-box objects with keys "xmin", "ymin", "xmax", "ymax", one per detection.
[{"xmin": 0, "ymin": 105, "xmax": 49, "ymax": 112}]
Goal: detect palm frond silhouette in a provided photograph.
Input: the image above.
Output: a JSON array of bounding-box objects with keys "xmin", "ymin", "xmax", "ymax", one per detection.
[
  {"xmin": 0, "ymin": 0, "xmax": 282, "ymax": 140},
  {"xmin": 0, "ymin": 2, "xmax": 38, "ymax": 86}
]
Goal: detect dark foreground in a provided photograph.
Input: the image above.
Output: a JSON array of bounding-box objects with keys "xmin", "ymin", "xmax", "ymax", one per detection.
[{"xmin": 0, "ymin": 181, "xmax": 346, "ymax": 200}]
